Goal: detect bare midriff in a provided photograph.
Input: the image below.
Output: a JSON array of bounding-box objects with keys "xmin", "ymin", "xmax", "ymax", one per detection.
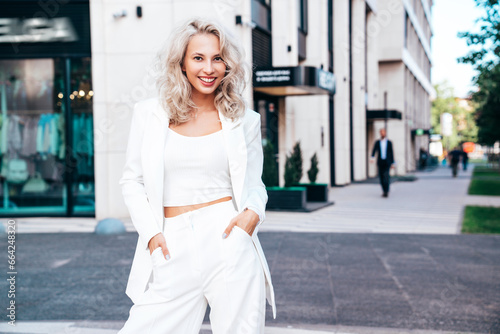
[{"xmin": 163, "ymin": 196, "xmax": 232, "ymax": 218}]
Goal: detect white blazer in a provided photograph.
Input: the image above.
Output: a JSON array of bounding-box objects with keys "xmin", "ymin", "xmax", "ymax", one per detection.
[{"xmin": 119, "ymin": 97, "xmax": 276, "ymax": 319}]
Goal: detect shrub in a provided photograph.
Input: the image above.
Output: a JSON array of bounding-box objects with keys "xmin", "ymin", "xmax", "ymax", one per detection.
[
  {"xmin": 284, "ymin": 141, "xmax": 303, "ymax": 187},
  {"xmin": 307, "ymin": 152, "xmax": 319, "ymax": 183},
  {"xmin": 262, "ymin": 140, "xmax": 279, "ymax": 187}
]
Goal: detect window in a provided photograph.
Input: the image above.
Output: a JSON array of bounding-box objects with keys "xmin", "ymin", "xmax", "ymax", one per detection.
[
  {"xmin": 252, "ymin": 0, "xmax": 272, "ymax": 68},
  {"xmin": 328, "ymin": 0, "xmax": 333, "ymax": 71},
  {"xmin": 0, "ymin": 57, "xmax": 95, "ymax": 217},
  {"xmin": 252, "ymin": 0, "xmax": 272, "ymax": 32},
  {"xmin": 298, "ymin": 0, "xmax": 308, "ymax": 34},
  {"xmin": 297, "ymin": 0, "xmax": 308, "ymax": 61}
]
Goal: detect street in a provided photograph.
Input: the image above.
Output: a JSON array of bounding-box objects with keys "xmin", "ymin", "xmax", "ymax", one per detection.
[{"xmin": 0, "ymin": 165, "xmax": 499, "ymax": 334}]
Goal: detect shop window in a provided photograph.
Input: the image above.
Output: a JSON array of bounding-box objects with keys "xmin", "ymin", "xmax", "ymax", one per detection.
[
  {"xmin": 68, "ymin": 58, "xmax": 94, "ymax": 215},
  {"xmin": 0, "ymin": 57, "xmax": 94, "ymax": 216}
]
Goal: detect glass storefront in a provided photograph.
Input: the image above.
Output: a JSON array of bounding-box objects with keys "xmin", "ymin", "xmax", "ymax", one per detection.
[
  {"xmin": 0, "ymin": 57, "xmax": 94, "ymax": 216},
  {"xmin": 0, "ymin": 0, "xmax": 93, "ymax": 217}
]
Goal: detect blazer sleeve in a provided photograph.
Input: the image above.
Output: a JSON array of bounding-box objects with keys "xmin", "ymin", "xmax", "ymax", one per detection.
[
  {"xmin": 240, "ymin": 112, "xmax": 268, "ymax": 228},
  {"xmin": 371, "ymin": 140, "xmax": 378, "ymax": 158},
  {"xmin": 388, "ymin": 141, "xmax": 395, "ymax": 165},
  {"xmin": 119, "ymin": 102, "xmax": 163, "ymax": 251}
]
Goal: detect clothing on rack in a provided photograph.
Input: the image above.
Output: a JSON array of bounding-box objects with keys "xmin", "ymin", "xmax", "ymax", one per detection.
[
  {"xmin": 72, "ymin": 113, "xmax": 93, "ymax": 156},
  {"xmin": 0, "ymin": 114, "xmax": 7, "ymax": 155},
  {"xmin": 21, "ymin": 115, "xmax": 40, "ymax": 156},
  {"xmin": 6, "ymin": 115, "xmax": 23, "ymax": 159},
  {"xmin": 36, "ymin": 113, "xmax": 61, "ymax": 156}
]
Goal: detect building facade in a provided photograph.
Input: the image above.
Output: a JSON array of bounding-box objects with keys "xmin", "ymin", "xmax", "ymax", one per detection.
[
  {"xmin": 372, "ymin": 0, "xmax": 434, "ymax": 176},
  {"xmin": 0, "ymin": 0, "xmax": 433, "ymax": 219}
]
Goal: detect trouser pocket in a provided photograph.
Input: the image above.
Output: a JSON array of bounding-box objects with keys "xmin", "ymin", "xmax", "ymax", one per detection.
[
  {"xmin": 223, "ymin": 224, "xmax": 260, "ymax": 281},
  {"xmin": 147, "ymin": 247, "xmax": 174, "ymax": 301}
]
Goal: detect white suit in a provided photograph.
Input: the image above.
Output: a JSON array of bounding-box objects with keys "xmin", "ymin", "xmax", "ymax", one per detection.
[{"xmin": 119, "ymin": 98, "xmax": 276, "ymax": 328}]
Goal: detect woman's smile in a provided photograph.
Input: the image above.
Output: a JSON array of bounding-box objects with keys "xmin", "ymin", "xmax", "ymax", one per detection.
[{"xmin": 199, "ymin": 76, "xmax": 216, "ymax": 85}]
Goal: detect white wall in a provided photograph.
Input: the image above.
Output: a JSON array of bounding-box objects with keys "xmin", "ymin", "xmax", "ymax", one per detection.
[
  {"xmin": 279, "ymin": 95, "xmax": 330, "ymax": 186},
  {"xmin": 333, "ymin": 0, "xmax": 351, "ymax": 185},
  {"xmin": 271, "ymin": 0, "xmax": 298, "ymax": 67},
  {"xmin": 366, "ymin": 10, "xmax": 380, "ymax": 178},
  {"xmin": 378, "ymin": 61, "xmax": 406, "ymax": 175},
  {"xmin": 351, "ymin": 0, "xmax": 367, "ymax": 181}
]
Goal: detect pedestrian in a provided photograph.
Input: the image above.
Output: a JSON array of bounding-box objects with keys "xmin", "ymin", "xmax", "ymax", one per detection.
[
  {"xmin": 461, "ymin": 147, "xmax": 469, "ymax": 171},
  {"xmin": 117, "ymin": 18, "xmax": 276, "ymax": 334},
  {"xmin": 448, "ymin": 146, "xmax": 462, "ymax": 177},
  {"xmin": 419, "ymin": 147, "xmax": 428, "ymax": 170},
  {"xmin": 370, "ymin": 128, "xmax": 395, "ymax": 197}
]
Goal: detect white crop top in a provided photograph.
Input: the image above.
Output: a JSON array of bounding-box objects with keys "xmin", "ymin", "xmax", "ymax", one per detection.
[{"xmin": 163, "ymin": 126, "xmax": 233, "ymax": 206}]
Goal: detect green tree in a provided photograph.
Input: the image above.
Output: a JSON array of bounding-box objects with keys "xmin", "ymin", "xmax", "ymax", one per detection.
[
  {"xmin": 431, "ymin": 82, "xmax": 478, "ymax": 151},
  {"xmin": 458, "ymin": 0, "xmax": 500, "ymax": 145},
  {"xmin": 284, "ymin": 141, "xmax": 303, "ymax": 187},
  {"xmin": 307, "ymin": 152, "xmax": 319, "ymax": 183}
]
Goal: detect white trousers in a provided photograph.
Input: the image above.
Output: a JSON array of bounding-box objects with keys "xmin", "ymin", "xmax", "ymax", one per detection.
[{"xmin": 118, "ymin": 200, "xmax": 267, "ymax": 334}]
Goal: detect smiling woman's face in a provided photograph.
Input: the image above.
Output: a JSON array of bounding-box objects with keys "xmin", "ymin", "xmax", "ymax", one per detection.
[{"xmin": 182, "ymin": 33, "xmax": 226, "ymax": 100}]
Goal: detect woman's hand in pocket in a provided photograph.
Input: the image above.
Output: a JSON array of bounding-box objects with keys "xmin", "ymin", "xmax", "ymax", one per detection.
[
  {"xmin": 148, "ymin": 232, "xmax": 171, "ymax": 260},
  {"xmin": 222, "ymin": 208, "xmax": 259, "ymax": 239}
]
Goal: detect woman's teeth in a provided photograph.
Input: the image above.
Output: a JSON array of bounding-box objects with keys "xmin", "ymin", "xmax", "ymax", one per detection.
[{"xmin": 200, "ymin": 77, "xmax": 215, "ymax": 83}]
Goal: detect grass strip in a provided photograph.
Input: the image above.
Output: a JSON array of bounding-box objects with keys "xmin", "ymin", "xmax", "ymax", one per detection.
[
  {"xmin": 468, "ymin": 166, "xmax": 500, "ymax": 196},
  {"xmin": 462, "ymin": 206, "xmax": 500, "ymax": 234}
]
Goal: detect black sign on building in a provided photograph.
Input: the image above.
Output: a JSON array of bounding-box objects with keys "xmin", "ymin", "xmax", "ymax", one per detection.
[{"xmin": 253, "ymin": 66, "xmax": 335, "ymax": 96}]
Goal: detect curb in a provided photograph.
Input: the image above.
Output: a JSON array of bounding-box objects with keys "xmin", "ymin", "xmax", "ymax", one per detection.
[{"xmin": 0, "ymin": 321, "xmax": 485, "ymax": 334}]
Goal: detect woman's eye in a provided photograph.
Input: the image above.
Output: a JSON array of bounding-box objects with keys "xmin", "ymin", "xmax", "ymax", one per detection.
[
  {"xmin": 194, "ymin": 56, "xmax": 202, "ymax": 61},
  {"xmin": 214, "ymin": 57, "xmax": 223, "ymax": 62}
]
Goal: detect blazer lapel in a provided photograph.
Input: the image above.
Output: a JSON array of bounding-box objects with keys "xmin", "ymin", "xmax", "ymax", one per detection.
[
  {"xmin": 141, "ymin": 103, "xmax": 169, "ymax": 229},
  {"xmin": 218, "ymin": 109, "xmax": 246, "ymax": 212}
]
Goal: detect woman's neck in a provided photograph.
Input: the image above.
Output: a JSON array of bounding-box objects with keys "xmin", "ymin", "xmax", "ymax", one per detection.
[{"xmin": 191, "ymin": 91, "xmax": 216, "ymax": 112}]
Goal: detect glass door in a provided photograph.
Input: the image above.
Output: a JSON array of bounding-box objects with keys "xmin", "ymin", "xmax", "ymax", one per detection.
[
  {"xmin": 254, "ymin": 93, "xmax": 279, "ymax": 187},
  {"xmin": 68, "ymin": 57, "xmax": 94, "ymax": 215}
]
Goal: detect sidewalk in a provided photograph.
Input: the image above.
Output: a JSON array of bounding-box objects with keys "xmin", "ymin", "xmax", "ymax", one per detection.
[
  {"xmin": 6, "ymin": 164, "xmax": 495, "ymax": 235},
  {"xmin": 260, "ymin": 164, "xmax": 500, "ymax": 235}
]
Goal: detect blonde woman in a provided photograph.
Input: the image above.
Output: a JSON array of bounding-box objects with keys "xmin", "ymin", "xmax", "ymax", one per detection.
[{"xmin": 117, "ymin": 18, "xmax": 276, "ymax": 334}]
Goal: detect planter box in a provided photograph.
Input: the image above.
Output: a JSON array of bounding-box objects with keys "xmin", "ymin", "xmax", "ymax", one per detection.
[
  {"xmin": 266, "ymin": 186, "xmax": 307, "ymax": 211},
  {"xmin": 297, "ymin": 183, "xmax": 329, "ymax": 202}
]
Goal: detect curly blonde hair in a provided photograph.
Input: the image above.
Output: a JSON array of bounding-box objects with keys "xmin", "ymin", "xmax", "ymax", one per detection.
[{"xmin": 154, "ymin": 18, "xmax": 249, "ymax": 125}]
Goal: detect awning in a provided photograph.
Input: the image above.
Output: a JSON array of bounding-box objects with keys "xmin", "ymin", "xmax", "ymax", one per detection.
[
  {"xmin": 253, "ymin": 66, "xmax": 335, "ymax": 96},
  {"xmin": 366, "ymin": 109, "xmax": 402, "ymax": 120}
]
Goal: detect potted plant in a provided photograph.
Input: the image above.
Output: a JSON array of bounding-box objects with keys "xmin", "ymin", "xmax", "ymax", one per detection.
[
  {"xmin": 265, "ymin": 141, "xmax": 307, "ymax": 211},
  {"xmin": 297, "ymin": 152, "xmax": 329, "ymax": 202}
]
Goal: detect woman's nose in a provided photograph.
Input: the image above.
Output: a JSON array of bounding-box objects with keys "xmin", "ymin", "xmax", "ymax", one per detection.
[{"xmin": 203, "ymin": 61, "xmax": 214, "ymax": 74}]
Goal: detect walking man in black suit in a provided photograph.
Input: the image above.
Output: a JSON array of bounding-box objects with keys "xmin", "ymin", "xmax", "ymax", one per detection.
[{"xmin": 370, "ymin": 128, "xmax": 395, "ymax": 197}]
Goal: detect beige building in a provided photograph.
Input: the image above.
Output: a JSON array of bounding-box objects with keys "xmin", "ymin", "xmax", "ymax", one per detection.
[
  {"xmin": 371, "ymin": 0, "xmax": 434, "ymax": 176},
  {"xmin": 0, "ymin": 0, "xmax": 433, "ymax": 219}
]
